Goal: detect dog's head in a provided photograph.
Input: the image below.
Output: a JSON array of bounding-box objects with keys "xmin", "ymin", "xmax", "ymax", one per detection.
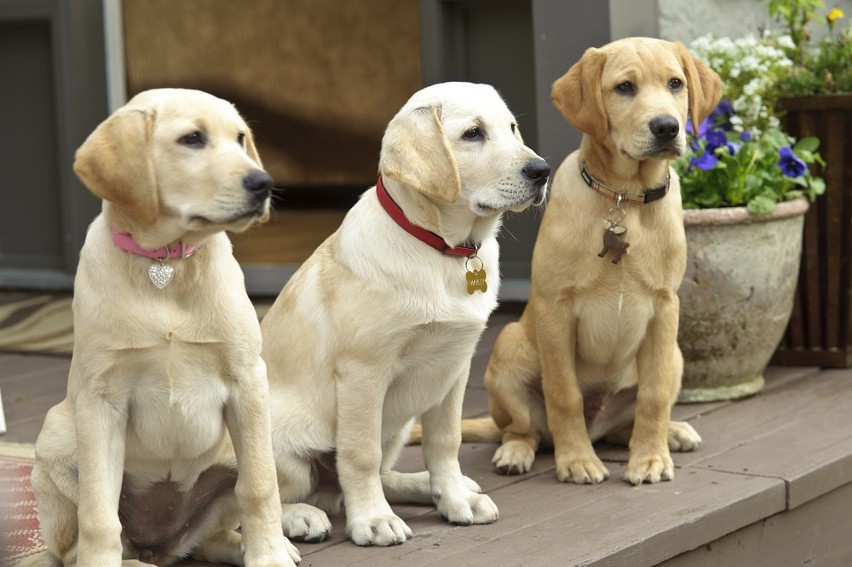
[
  {"xmin": 379, "ymin": 82, "xmax": 550, "ymax": 217},
  {"xmin": 551, "ymin": 37, "xmax": 722, "ymax": 161},
  {"xmin": 74, "ymin": 88, "xmax": 271, "ymax": 234}
]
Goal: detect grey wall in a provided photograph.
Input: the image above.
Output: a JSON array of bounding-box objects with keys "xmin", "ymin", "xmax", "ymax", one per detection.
[
  {"xmin": 0, "ymin": 0, "xmax": 106, "ymax": 289},
  {"xmin": 657, "ymin": 0, "xmax": 852, "ymax": 44},
  {"xmin": 419, "ymin": 0, "xmax": 613, "ymax": 288}
]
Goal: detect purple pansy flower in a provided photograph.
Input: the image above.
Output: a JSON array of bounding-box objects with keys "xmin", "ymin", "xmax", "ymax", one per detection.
[
  {"xmin": 687, "ymin": 116, "xmax": 713, "ymax": 138},
  {"xmin": 740, "ymin": 131, "xmax": 752, "ymax": 142},
  {"xmin": 686, "ymin": 101, "xmax": 741, "ymax": 170},
  {"xmin": 709, "ymin": 100, "xmax": 735, "ymax": 131},
  {"xmin": 690, "ymin": 150, "xmax": 719, "ymax": 170},
  {"xmin": 778, "ymin": 146, "xmax": 807, "ymax": 177},
  {"xmin": 706, "ymin": 130, "xmax": 728, "ymax": 148}
]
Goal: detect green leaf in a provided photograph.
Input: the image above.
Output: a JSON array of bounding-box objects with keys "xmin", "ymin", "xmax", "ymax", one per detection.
[
  {"xmin": 794, "ymin": 136, "xmax": 820, "ymax": 153},
  {"xmin": 808, "ymin": 177, "xmax": 826, "ymax": 197},
  {"xmin": 747, "ymin": 195, "xmax": 777, "ymax": 214}
]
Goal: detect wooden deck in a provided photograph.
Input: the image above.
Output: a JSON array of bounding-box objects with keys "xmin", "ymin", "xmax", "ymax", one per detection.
[{"xmin": 2, "ymin": 307, "xmax": 852, "ymax": 566}]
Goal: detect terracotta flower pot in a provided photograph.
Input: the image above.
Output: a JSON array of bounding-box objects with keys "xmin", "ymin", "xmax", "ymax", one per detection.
[{"xmin": 677, "ymin": 197, "xmax": 809, "ymax": 403}]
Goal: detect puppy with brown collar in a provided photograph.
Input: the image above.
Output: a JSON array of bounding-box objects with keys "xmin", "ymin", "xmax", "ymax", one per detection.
[
  {"xmin": 464, "ymin": 38, "xmax": 722, "ymax": 485},
  {"xmin": 260, "ymin": 82, "xmax": 550, "ymax": 546},
  {"xmin": 27, "ymin": 89, "xmax": 298, "ymax": 566}
]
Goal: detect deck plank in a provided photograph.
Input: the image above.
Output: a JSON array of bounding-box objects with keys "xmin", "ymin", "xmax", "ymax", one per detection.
[
  {"xmin": 2, "ymin": 304, "xmax": 851, "ymax": 566},
  {"xmin": 298, "ymin": 465, "xmax": 784, "ymax": 567},
  {"xmin": 660, "ymin": 480, "xmax": 852, "ymax": 567},
  {"xmin": 662, "ymin": 367, "xmax": 846, "ymax": 470},
  {"xmin": 0, "ymin": 353, "xmax": 70, "ymax": 443},
  {"xmin": 693, "ymin": 370, "xmax": 852, "ymax": 509}
]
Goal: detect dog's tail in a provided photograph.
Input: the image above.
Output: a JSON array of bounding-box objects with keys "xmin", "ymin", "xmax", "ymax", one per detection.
[
  {"xmin": 408, "ymin": 417, "xmax": 502, "ymax": 445},
  {"xmin": 15, "ymin": 551, "xmax": 60, "ymax": 567}
]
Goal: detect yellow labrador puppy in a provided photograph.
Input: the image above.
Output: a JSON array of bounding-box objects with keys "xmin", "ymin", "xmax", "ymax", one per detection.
[
  {"xmin": 464, "ymin": 38, "xmax": 722, "ymax": 485},
  {"xmin": 261, "ymin": 82, "xmax": 550, "ymax": 546},
  {"xmin": 27, "ymin": 89, "xmax": 298, "ymax": 567}
]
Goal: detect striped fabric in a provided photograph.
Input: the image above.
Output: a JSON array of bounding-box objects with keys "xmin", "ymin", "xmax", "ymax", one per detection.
[{"xmin": 0, "ymin": 442, "xmax": 46, "ymax": 564}]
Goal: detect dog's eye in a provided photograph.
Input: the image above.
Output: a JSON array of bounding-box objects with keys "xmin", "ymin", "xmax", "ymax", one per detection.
[
  {"xmin": 511, "ymin": 123, "xmax": 518, "ymax": 134},
  {"xmin": 237, "ymin": 132, "xmax": 246, "ymax": 147},
  {"xmin": 178, "ymin": 131, "xmax": 206, "ymax": 148},
  {"xmin": 669, "ymin": 78, "xmax": 684, "ymax": 92},
  {"xmin": 462, "ymin": 127, "xmax": 484, "ymax": 141},
  {"xmin": 615, "ymin": 82, "xmax": 636, "ymax": 96}
]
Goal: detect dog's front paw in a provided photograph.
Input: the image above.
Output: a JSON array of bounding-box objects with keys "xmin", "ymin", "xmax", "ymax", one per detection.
[
  {"xmin": 347, "ymin": 513, "xmax": 412, "ymax": 546},
  {"xmin": 77, "ymin": 550, "xmax": 127, "ymax": 567},
  {"xmin": 436, "ymin": 489, "xmax": 499, "ymax": 525},
  {"xmin": 668, "ymin": 421, "xmax": 702, "ymax": 452},
  {"xmin": 555, "ymin": 451, "xmax": 610, "ymax": 484},
  {"xmin": 243, "ymin": 537, "xmax": 301, "ymax": 567},
  {"xmin": 461, "ymin": 474, "xmax": 483, "ymax": 493},
  {"xmin": 282, "ymin": 503, "xmax": 332, "ymax": 543},
  {"xmin": 492, "ymin": 439, "xmax": 535, "ymax": 475},
  {"xmin": 624, "ymin": 451, "xmax": 674, "ymax": 484}
]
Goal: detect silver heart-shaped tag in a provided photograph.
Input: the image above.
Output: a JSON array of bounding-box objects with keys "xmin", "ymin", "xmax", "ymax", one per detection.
[{"xmin": 148, "ymin": 262, "xmax": 174, "ymax": 289}]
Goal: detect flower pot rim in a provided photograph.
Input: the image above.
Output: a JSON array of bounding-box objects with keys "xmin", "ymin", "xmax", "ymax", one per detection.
[{"xmin": 683, "ymin": 196, "xmax": 809, "ymax": 226}]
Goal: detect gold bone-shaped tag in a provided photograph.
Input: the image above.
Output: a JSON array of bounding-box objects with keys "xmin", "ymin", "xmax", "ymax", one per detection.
[{"xmin": 466, "ymin": 268, "xmax": 488, "ymax": 294}]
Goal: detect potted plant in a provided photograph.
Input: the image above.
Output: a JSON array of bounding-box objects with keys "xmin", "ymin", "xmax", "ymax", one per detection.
[
  {"xmin": 673, "ymin": 30, "xmax": 826, "ymax": 402},
  {"xmin": 764, "ymin": 0, "xmax": 852, "ymax": 367}
]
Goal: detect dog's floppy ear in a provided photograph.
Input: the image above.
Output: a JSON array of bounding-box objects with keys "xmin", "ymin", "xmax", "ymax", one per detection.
[
  {"xmin": 675, "ymin": 41, "xmax": 723, "ymax": 130},
  {"xmin": 379, "ymin": 104, "xmax": 460, "ymax": 203},
  {"xmin": 243, "ymin": 128, "xmax": 272, "ymax": 224},
  {"xmin": 243, "ymin": 125, "xmax": 264, "ymax": 168},
  {"xmin": 74, "ymin": 107, "xmax": 159, "ymax": 225},
  {"xmin": 551, "ymin": 47, "xmax": 608, "ymax": 140}
]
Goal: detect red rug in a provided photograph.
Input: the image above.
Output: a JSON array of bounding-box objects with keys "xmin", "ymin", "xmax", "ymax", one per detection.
[{"xmin": 0, "ymin": 443, "xmax": 47, "ymax": 564}]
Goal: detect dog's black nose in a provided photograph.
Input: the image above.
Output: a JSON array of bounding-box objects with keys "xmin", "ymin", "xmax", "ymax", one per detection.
[
  {"xmin": 650, "ymin": 115, "xmax": 680, "ymax": 141},
  {"xmin": 243, "ymin": 170, "xmax": 274, "ymax": 199},
  {"xmin": 522, "ymin": 159, "xmax": 551, "ymax": 187}
]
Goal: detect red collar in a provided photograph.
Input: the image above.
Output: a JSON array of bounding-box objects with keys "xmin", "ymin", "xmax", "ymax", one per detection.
[{"xmin": 375, "ymin": 176, "xmax": 479, "ymax": 257}]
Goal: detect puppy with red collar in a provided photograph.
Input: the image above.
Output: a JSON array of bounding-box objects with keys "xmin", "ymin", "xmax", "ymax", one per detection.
[{"xmin": 261, "ymin": 82, "xmax": 550, "ymax": 546}]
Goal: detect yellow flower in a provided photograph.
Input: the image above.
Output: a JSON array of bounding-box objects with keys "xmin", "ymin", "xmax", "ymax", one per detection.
[{"xmin": 827, "ymin": 8, "xmax": 844, "ymax": 23}]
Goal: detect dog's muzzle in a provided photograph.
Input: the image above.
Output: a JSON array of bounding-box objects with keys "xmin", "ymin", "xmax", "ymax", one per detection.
[
  {"xmin": 243, "ymin": 170, "xmax": 274, "ymax": 204},
  {"xmin": 523, "ymin": 158, "xmax": 551, "ymax": 205}
]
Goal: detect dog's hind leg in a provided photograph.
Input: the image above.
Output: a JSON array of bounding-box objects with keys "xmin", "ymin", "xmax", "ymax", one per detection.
[
  {"xmin": 667, "ymin": 421, "xmax": 702, "ymax": 451},
  {"xmin": 603, "ymin": 420, "xmax": 702, "ymax": 453},
  {"xmin": 381, "ymin": 425, "xmax": 482, "ymax": 505},
  {"xmin": 30, "ymin": 463, "xmax": 79, "ymax": 566},
  {"xmin": 276, "ymin": 455, "xmax": 333, "ymax": 543},
  {"xmin": 191, "ymin": 529, "xmax": 244, "ymax": 566},
  {"xmin": 484, "ymin": 321, "xmax": 544, "ymax": 475},
  {"xmin": 380, "ymin": 423, "xmax": 433, "ymax": 505}
]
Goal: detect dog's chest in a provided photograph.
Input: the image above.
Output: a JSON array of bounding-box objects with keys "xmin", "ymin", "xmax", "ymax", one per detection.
[
  {"xmin": 383, "ymin": 321, "xmax": 484, "ymax": 423},
  {"xmin": 123, "ymin": 340, "xmax": 231, "ymax": 464},
  {"xmin": 574, "ymin": 281, "xmax": 655, "ymax": 369}
]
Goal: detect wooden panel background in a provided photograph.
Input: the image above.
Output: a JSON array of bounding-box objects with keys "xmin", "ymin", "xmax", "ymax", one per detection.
[
  {"xmin": 122, "ymin": 0, "xmax": 422, "ymax": 188},
  {"xmin": 774, "ymin": 94, "xmax": 852, "ymax": 367}
]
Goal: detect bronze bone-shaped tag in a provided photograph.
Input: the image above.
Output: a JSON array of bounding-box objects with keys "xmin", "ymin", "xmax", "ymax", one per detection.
[
  {"xmin": 598, "ymin": 224, "xmax": 629, "ymax": 264},
  {"xmin": 598, "ymin": 198, "xmax": 629, "ymax": 264}
]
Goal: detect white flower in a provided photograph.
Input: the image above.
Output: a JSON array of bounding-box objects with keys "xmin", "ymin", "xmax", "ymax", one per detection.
[
  {"xmin": 743, "ymin": 79, "xmax": 760, "ymax": 96},
  {"xmin": 778, "ymin": 35, "xmax": 796, "ymax": 49}
]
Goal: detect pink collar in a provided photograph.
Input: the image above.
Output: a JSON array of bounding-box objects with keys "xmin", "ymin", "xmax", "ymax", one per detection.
[{"xmin": 111, "ymin": 227, "xmax": 199, "ymax": 259}]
